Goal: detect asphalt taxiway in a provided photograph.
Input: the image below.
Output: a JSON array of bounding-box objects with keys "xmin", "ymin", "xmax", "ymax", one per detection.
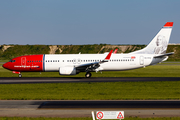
[{"xmin": 0, "ymin": 77, "xmax": 180, "ymax": 84}]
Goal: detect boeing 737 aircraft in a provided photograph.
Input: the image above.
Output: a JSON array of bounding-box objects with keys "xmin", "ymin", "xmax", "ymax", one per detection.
[{"xmin": 3, "ymin": 22, "xmax": 174, "ymax": 78}]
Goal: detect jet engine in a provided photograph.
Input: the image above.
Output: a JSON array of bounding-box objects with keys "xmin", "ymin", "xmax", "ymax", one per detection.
[{"xmin": 59, "ymin": 67, "xmax": 77, "ymax": 75}]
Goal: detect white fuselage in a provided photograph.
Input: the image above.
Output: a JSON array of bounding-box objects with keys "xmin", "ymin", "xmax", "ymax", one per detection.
[{"xmin": 44, "ymin": 53, "xmax": 163, "ymax": 72}]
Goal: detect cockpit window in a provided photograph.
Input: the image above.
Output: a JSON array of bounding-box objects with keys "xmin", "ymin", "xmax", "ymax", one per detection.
[{"xmin": 9, "ymin": 60, "xmax": 16, "ymax": 62}]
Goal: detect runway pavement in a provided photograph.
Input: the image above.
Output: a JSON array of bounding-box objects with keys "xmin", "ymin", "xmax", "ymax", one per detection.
[
  {"xmin": 1, "ymin": 100, "xmax": 180, "ymax": 117},
  {"xmin": 0, "ymin": 77, "xmax": 180, "ymax": 84}
]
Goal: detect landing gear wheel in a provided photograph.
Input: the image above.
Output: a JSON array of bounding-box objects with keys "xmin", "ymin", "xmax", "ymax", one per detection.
[
  {"xmin": 19, "ymin": 74, "xmax": 22, "ymax": 78},
  {"xmin": 85, "ymin": 72, "xmax": 92, "ymax": 78}
]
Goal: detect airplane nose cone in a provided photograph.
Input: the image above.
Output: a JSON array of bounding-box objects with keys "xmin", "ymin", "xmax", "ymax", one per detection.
[
  {"xmin": 2, "ymin": 63, "xmax": 6, "ymax": 68},
  {"xmin": 2, "ymin": 63, "xmax": 8, "ymax": 69}
]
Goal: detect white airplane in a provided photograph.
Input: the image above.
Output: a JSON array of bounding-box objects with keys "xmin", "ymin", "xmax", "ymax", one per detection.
[{"xmin": 3, "ymin": 22, "xmax": 174, "ymax": 78}]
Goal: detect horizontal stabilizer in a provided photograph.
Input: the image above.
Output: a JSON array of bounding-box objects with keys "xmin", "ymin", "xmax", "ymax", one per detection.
[{"xmin": 154, "ymin": 52, "xmax": 174, "ymax": 58}]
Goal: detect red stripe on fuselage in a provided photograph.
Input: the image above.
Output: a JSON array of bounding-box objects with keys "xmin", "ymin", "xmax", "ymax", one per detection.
[{"xmin": 4, "ymin": 55, "xmax": 44, "ymax": 72}]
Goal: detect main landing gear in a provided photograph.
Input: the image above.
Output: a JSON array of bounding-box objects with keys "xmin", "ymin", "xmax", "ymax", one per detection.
[{"xmin": 85, "ymin": 72, "xmax": 92, "ymax": 78}]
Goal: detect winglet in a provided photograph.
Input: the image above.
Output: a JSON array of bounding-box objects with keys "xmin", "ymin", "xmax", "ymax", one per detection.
[
  {"xmin": 105, "ymin": 50, "xmax": 113, "ymax": 60},
  {"xmin": 164, "ymin": 22, "xmax": 173, "ymax": 28},
  {"xmin": 113, "ymin": 49, "xmax": 118, "ymax": 54}
]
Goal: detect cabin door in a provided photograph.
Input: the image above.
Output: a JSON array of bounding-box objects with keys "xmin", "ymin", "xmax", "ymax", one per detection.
[
  {"xmin": 140, "ymin": 56, "xmax": 144, "ymax": 65},
  {"xmin": 21, "ymin": 57, "xmax": 26, "ymax": 66}
]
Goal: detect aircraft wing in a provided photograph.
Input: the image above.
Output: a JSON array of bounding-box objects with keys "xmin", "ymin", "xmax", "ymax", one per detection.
[
  {"xmin": 75, "ymin": 50, "xmax": 113, "ymax": 72},
  {"xmin": 153, "ymin": 52, "xmax": 174, "ymax": 58}
]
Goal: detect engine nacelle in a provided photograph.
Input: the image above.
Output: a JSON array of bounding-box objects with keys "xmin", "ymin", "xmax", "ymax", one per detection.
[{"xmin": 59, "ymin": 67, "xmax": 77, "ymax": 75}]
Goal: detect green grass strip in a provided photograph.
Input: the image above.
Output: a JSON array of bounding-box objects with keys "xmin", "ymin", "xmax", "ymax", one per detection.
[{"xmin": 0, "ymin": 81, "xmax": 180, "ymax": 100}]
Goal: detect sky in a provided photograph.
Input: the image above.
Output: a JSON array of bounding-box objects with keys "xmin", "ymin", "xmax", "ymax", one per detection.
[{"xmin": 0, "ymin": 0, "xmax": 179, "ymax": 45}]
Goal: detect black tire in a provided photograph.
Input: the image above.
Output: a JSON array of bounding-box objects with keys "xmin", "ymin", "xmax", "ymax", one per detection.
[
  {"xmin": 19, "ymin": 74, "xmax": 22, "ymax": 78},
  {"xmin": 85, "ymin": 72, "xmax": 92, "ymax": 78}
]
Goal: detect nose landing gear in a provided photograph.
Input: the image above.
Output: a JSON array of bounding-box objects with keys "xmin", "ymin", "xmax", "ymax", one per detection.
[
  {"xmin": 12, "ymin": 71, "xmax": 22, "ymax": 78},
  {"xmin": 18, "ymin": 74, "xmax": 22, "ymax": 78}
]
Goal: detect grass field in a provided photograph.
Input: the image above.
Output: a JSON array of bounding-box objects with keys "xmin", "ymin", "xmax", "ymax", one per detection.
[
  {"xmin": 0, "ymin": 117, "xmax": 180, "ymax": 120},
  {"xmin": 1, "ymin": 81, "xmax": 180, "ymax": 100}
]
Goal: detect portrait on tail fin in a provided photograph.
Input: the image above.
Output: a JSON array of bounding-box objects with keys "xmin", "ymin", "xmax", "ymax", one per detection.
[{"xmin": 154, "ymin": 35, "xmax": 167, "ymax": 54}]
